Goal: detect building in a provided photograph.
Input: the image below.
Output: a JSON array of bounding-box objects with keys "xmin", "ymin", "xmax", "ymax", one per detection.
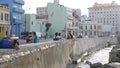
[
  {"xmin": 80, "ymin": 21, "xmax": 103, "ymax": 37},
  {"xmin": 79, "ymin": 21, "xmax": 112, "ymax": 37},
  {"xmin": 37, "ymin": 7, "xmax": 47, "ymax": 16},
  {"xmin": 66, "ymin": 8, "xmax": 81, "ymax": 37},
  {"xmin": 47, "ymin": 2, "xmax": 67, "ymax": 37},
  {"xmin": 22, "ymin": 14, "xmax": 45, "ymax": 33},
  {"xmin": 36, "ymin": 0, "xmax": 81, "ymax": 37},
  {"xmin": 0, "ymin": 0, "xmax": 25, "ymax": 37},
  {"xmin": 47, "ymin": 0, "xmax": 81, "ymax": 37},
  {"xmin": 88, "ymin": 1, "xmax": 120, "ymax": 35},
  {"xmin": 36, "ymin": 7, "xmax": 48, "ymax": 24},
  {"xmin": 0, "ymin": 5, "xmax": 10, "ymax": 38},
  {"xmin": 81, "ymin": 15, "xmax": 90, "ymax": 23}
]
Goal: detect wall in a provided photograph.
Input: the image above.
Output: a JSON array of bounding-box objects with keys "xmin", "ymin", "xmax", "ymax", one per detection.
[
  {"xmin": 22, "ymin": 14, "xmax": 41, "ymax": 32},
  {"xmin": 0, "ymin": 38, "xmax": 117, "ymax": 68},
  {"xmin": 0, "ymin": 5, "xmax": 10, "ymax": 38},
  {"xmin": 0, "ymin": 0, "xmax": 24, "ymax": 37},
  {"xmin": 47, "ymin": 3, "xmax": 67, "ymax": 37}
]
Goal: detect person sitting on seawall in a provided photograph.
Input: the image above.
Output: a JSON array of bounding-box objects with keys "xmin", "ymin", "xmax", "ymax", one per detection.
[
  {"xmin": 67, "ymin": 32, "xmax": 73, "ymax": 39},
  {"xmin": 0, "ymin": 37, "xmax": 19, "ymax": 49},
  {"xmin": 56, "ymin": 32, "xmax": 62, "ymax": 40},
  {"xmin": 32, "ymin": 32, "xmax": 39, "ymax": 43},
  {"xmin": 53, "ymin": 32, "xmax": 59, "ymax": 41}
]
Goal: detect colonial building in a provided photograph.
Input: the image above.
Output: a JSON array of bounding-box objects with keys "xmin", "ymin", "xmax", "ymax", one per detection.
[
  {"xmin": 88, "ymin": 1, "xmax": 120, "ymax": 35},
  {"xmin": 36, "ymin": 7, "xmax": 48, "ymax": 24},
  {"xmin": 79, "ymin": 21, "xmax": 103, "ymax": 37},
  {"xmin": 0, "ymin": 0, "xmax": 25, "ymax": 37},
  {"xmin": 79, "ymin": 20, "xmax": 112, "ymax": 37},
  {"xmin": 36, "ymin": 0, "xmax": 81, "ymax": 37},
  {"xmin": 66, "ymin": 8, "xmax": 81, "ymax": 37},
  {"xmin": 0, "ymin": 5, "xmax": 10, "ymax": 38}
]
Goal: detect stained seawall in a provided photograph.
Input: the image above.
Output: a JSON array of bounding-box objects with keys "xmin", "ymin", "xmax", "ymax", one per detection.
[{"xmin": 0, "ymin": 37, "xmax": 117, "ymax": 68}]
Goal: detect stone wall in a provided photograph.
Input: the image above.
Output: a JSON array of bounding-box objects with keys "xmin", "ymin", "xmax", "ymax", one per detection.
[{"xmin": 0, "ymin": 37, "xmax": 117, "ymax": 68}]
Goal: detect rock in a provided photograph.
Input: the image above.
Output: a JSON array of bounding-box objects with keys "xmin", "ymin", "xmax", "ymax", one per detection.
[
  {"xmin": 85, "ymin": 61, "xmax": 92, "ymax": 66},
  {"xmin": 109, "ymin": 45, "xmax": 120, "ymax": 63},
  {"xmin": 117, "ymin": 35, "xmax": 120, "ymax": 44},
  {"xmin": 101, "ymin": 64, "xmax": 115, "ymax": 68},
  {"xmin": 91, "ymin": 62, "xmax": 103, "ymax": 68},
  {"xmin": 108, "ymin": 62, "xmax": 120, "ymax": 68},
  {"xmin": 101, "ymin": 62, "xmax": 120, "ymax": 68}
]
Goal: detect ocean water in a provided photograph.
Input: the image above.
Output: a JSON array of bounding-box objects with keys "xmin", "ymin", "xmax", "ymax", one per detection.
[{"xmin": 78, "ymin": 46, "xmax": 113, "ymax": 68}]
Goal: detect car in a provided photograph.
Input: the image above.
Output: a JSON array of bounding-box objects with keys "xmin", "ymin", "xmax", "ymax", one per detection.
[{"xmin": 25, "ymin": 34, "xmax": 33, "ymax": 43}]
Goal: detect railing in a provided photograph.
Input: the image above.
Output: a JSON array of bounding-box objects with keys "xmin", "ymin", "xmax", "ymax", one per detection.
[
  {"xmin": 14, "ymin": 0, "xmax": 24, "ymax": 5},
  {"xmin": 14, "ymin": 19, "xmax": 24, "ymax": 24},
  {"xmin": 13, "ymin": 7, "xmax": 24, "ymax": 13}
]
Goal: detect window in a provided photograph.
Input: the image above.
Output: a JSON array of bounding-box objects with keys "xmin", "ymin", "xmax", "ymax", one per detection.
[
  {"xmin": 90, "ymin": 32, "xmax": 92, "ymax": 35},
  {"xmin": 1, "ymin": 12, "xmax": 3, "ymax": 20},
  {"xmin": 7, "ymin": 14, "xmax": 9, "ymax": 21},
  {"xmin": 31, "ymin": 21, "xmax": 33, "ymax": 25},
  {"xmin": 5, "ymin": 13, "xmax": 7, "ymax": 21},
  {"xmin": 94, "ymin": 32, "xmax": 96, "ymax": 35},
  {"xmin": 72, "ymin": 22, "xmax": 74, "ymax": 26},
  {"xmin": 85, "ymin": 26, "xmax": 87, "ymax": 30},
  {"xmin": 94, "ymin": 25, "xmax": 96, "ymax": 29},
  {"xmin": 81, "ymin": 26, "xmax": 83, "ymax": 29},
  {"xmin": 90, "ymin": 25, "xmax": 92, "ymax": 29},
  {"xmin": 85, "ymin": 31, "xmax": 87, "ymax": 35}
]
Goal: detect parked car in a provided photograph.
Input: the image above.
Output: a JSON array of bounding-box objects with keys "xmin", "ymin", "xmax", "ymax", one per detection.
[{"xmin": 21, "ymin": 32, "xmax": 31, "ymax": 39}]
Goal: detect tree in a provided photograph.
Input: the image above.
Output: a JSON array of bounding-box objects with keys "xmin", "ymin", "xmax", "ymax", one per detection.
[{"xmin": 45, "ymin": 23, "xmax": 51, "ymax": 38}]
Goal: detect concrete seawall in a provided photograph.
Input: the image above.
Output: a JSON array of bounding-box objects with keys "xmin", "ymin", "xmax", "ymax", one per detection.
[{"xmin": 0, "ymin": 37, "xmax": 117, "ymax": 68}]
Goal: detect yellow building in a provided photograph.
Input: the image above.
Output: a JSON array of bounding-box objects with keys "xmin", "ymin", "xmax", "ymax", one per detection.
[{"xmin": 0, "ymin": 5, "xmax": 10, "ymax": 38}]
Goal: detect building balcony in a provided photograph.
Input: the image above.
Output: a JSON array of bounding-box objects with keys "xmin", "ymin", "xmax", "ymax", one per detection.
[
  {"xmin": 14, "ymin": 0, "xmax": 24, "ymax": 5},
  {"xmin": 14, "ymin": 19, "xmax": 24, "ymax": 24},
  {"xmin": 14, "ymin": 8, "xmax": 24, "ymax": 13},
  {"xmin": 67, "ymin": 27, "xmax": 78, "ymax": 30}
]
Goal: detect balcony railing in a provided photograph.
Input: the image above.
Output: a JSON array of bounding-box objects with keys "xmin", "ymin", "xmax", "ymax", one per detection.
[
  {"xmin": 14, "ymin": 0, "xmax": 24, "ymax": 5},
  {"xmin": 67, "ymin": 27, "xmax": 78, "ymax": 30},
  {"xmin": 14, "ymin": 19, "xmax": 24, "ymax": 24},
  {"xmin": 14, "ymin": 8, "xmax": 24, "ymax": 13}
]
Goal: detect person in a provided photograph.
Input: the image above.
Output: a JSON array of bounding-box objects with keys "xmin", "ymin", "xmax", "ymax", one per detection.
[
  {"xmin": 67, "ymin": 33, "xmax": 71, "ymax": 39},
  {"xmin": 0, "ymin": 37, "xmax": 19, "ymax": 49},
  {"xmin": 70, "ymin": 33, "xmax": 73, "ymax": 39},
  {"xmin": 78, "ymin": 34, "xmax": 82, "ymax": 38},
  {"xmin": 57, "ymin": 33, "xmax": 62, "ymax": 40},
  {"xmin": 53, "ymin": 32, "xmax": 59, "ymax": 41},
  {"xmin": 32, "ymin": 32, "xmax": 39, "ymax": 43}
]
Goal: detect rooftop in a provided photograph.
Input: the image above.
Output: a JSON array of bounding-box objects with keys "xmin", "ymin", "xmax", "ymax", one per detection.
[{"xmin": 90, "ymin": 1, "xmax": 120, "ymax": 8}]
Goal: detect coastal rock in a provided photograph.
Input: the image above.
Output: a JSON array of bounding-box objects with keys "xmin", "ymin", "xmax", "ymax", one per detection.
[
  {"xmin": 91, "ymin": 62, "xmax": 102, "ymax": 68},
  {"xmin": 101, "ymin": 62, "xmax": 120, "ymax": 68},
  {"xmin": 109, "ymin": 45, "xmax": 120, "ymax": 63}
]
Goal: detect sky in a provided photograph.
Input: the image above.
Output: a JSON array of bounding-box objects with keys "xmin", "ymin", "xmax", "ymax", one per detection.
[{"xmin": 23, "ymin": 0, "xmax": 120, "ymax": 15}]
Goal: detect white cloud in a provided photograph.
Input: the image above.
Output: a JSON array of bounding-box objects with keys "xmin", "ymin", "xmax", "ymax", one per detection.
[{"xmin": 23, "ymin": 0, "xmax": 120, "ymax": 15}]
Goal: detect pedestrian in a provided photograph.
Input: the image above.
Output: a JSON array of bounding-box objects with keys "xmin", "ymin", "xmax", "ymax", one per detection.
[
  {"xmin": 58, "ymin": 33, "xmax": 62, "ymax": 40},
  {"xmin": 67, "ymin": 33, "xmax": 71, "ymax": 39},
  {"xmin": 70, "ymin": 33, "xmax": 73, "ymax": 39},
  {"xmin": 53, "ymin": 32, "xmax": 59, "ymax": 41},
  {"xmin": 32, "ymin": 32, "xmax": 39, "ymax": 43}
]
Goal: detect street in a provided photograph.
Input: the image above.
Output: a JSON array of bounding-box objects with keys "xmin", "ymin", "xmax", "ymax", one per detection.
[{"xmin": 18, "ymin": 38, "xmax": 53, "ymax": 45}]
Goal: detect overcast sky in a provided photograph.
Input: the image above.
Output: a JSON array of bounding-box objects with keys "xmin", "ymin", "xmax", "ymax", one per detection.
[{"xmin": 23, "ymin": 0, "xmax": 120, "ymax": 15}]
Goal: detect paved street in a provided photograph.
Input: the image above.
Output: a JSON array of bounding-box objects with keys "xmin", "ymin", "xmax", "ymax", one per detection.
[{"xmin": 18, "ymin": 38, "xmax": 53, "ymax": 45}]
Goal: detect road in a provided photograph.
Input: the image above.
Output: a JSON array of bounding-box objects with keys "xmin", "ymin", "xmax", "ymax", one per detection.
[{"xmin": 18, "ymin": 38, "xmax": 53, "ymax": 45}]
